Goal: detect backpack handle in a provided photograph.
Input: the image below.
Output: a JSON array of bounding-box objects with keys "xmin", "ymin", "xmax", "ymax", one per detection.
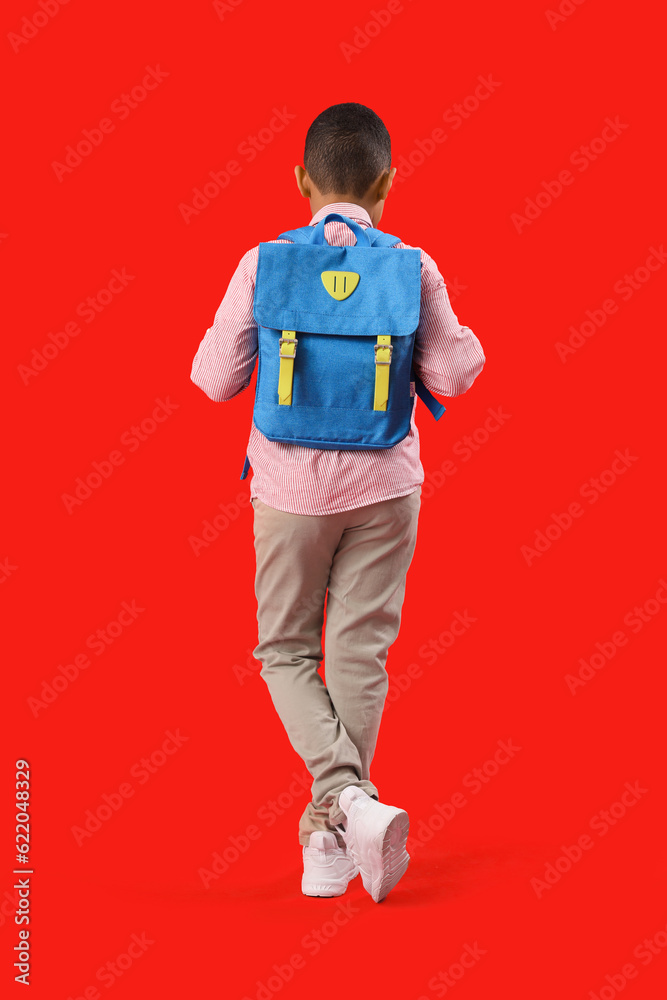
[{"xmin": 309, "ymin": 213, "xmax": 372, "ymax": 248}]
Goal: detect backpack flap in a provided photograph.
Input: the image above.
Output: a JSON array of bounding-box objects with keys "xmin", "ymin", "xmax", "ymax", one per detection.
[{"xmin": 253, "ymin": 242, "xmax": 421, "ymax": 336}]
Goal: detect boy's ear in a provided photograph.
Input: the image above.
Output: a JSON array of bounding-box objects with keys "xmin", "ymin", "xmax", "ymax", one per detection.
[
  {"xmin": 379, "ymin": 167, "xmax": 397, "ymax": 200},
  {"xmin": 294, "ymin": 165, "xmax": 310, "ymax": 198}
]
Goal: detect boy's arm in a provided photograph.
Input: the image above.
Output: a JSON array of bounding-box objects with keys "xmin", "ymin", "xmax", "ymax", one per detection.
[
  {"xmin": 190, "ymin": 248, "xmax": 259, "ymax": 402},
  {"xmin": 411, "ymin": 248, "xmax": 486, "ymax": 397}
]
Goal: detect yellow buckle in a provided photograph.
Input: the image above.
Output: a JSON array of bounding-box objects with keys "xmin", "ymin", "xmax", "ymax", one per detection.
[
  {"xmin": 373, "ymin": 335, "xmax": 392, "ymax": 410},
  {"xmin": 278, "ymin": 330, "xmax": 297, "ymax": 405},
  {"xmin": 279, "ymin": 335, "xmax": 298, "ymax": 359},
  {"xmin": 374, "ymin": 342, "xmax": 393, "ymax": 365}
]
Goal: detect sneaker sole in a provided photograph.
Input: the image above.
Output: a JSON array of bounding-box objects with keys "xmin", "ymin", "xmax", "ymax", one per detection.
[
  {"xmin": 356, "ymin": 809, "xmax": 410, "ymax": 903},
  {"xmin": 301, "ymin": 877, "xmax": 356, "ymax": 898}
]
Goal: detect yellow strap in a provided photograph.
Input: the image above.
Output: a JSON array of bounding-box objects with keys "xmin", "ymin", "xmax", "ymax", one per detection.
[
  {"xmin": 373, "ymin": 335, "xmax": 392, "ymax": 411},
  {"xmin": 278, "ymin": 330, "xmax": 297, "ymax": 405}
]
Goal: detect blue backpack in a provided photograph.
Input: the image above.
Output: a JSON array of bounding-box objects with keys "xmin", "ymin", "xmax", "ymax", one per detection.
[{"xmin": 240, "ymin": 212, "xmax": 446, "ymax": 480}]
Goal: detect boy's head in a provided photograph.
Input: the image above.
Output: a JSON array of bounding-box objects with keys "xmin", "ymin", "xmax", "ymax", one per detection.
[{"xmin": 295, "ymin": 103, "xmax": 397, "ymax": 228}]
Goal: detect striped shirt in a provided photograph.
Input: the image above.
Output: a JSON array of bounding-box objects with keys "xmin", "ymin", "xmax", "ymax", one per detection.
[{"xmin": 190, "ymin": 201, "xmax": 486, "ymax": 515}]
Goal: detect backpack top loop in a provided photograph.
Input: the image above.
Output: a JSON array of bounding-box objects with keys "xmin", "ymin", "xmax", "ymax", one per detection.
[
  {"xmin": 309, "ymin": 213, "xmax": 372, "ymax": 248},
  {"xmin": 276, "ymin": 217, "xmax": 405, "ymax": 249}
]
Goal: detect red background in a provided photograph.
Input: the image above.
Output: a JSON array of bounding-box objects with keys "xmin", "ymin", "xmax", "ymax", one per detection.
[{"xmin": 3, "ymin": 0, "xmax": 666, "ymax": 997}]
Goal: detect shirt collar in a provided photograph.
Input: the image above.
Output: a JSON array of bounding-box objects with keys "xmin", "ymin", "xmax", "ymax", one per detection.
[{"xmin": 309, "ymin": 201, "xmax": 373, "ymax": 228}]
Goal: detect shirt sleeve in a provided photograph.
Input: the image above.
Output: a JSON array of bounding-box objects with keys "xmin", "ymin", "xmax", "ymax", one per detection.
[
  {"xmin": 190, "ymin": 247, "xmax": 259, "ymax": 402},
  {"xmin": 410, "ymin": 247, "xmax": 486, "ymax": 397}
]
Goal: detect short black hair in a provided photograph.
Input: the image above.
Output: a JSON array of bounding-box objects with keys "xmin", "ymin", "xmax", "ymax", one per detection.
[{"xmin": 303, "ymin": 103, "xmax": 391, "ymax": 199}]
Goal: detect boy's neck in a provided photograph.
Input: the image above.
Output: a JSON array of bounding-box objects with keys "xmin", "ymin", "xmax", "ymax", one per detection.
[{"xmin": 310, "ymin": 194, "xmax": 379, "ymax": 226}]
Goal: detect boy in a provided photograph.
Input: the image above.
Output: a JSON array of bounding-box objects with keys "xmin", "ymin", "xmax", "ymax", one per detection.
[{"xmin": 190, "ymin": 103, "xmax": 485, "ymax": 902}]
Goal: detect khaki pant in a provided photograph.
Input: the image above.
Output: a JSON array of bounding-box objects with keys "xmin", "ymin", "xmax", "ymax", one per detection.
[{"xmin": 251, "ymin": 486, "xmax": 421, "ymax": 847}]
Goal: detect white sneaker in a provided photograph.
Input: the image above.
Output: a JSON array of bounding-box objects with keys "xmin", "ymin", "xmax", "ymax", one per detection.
[
  {"xmin": 336, "ymin": 786, "xmax": 410, "ymax": 903},
  {"xmin": 301, "ymin": 832, "xmax": 359, "ymax": 897}
]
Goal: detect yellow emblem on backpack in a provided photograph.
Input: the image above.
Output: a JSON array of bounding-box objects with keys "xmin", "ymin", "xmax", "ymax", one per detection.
[{"xmin": 321, "ymin": 271, "xmax": 360, "ymax": 301}]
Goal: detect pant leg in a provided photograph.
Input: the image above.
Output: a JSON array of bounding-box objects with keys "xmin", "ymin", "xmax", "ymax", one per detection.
[
  {"xmin": 323, "ymin": 486, "xmax": 421, "ymax": 829},
  {"xmin": 250, "ymin": 496, "xmax": 377, "ymax": 849}
]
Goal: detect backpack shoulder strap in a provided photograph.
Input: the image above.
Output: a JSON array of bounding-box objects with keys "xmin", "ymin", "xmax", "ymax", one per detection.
[
  {"xmin": 365, "ymin": 228, "xmax": 425, "ymax": 275},
  {"xmin": 364, "ymin": 227, "xmax": 403, "ymax": 247},
  {"xmin": 275, "ymin": 225, "xmax": 311, "ymax": 243}
]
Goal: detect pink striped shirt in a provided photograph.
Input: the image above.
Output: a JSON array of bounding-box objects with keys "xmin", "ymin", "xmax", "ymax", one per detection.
[{"xmin": 190, "ymin": 201, "xmax": 486, "ymax": 515}]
